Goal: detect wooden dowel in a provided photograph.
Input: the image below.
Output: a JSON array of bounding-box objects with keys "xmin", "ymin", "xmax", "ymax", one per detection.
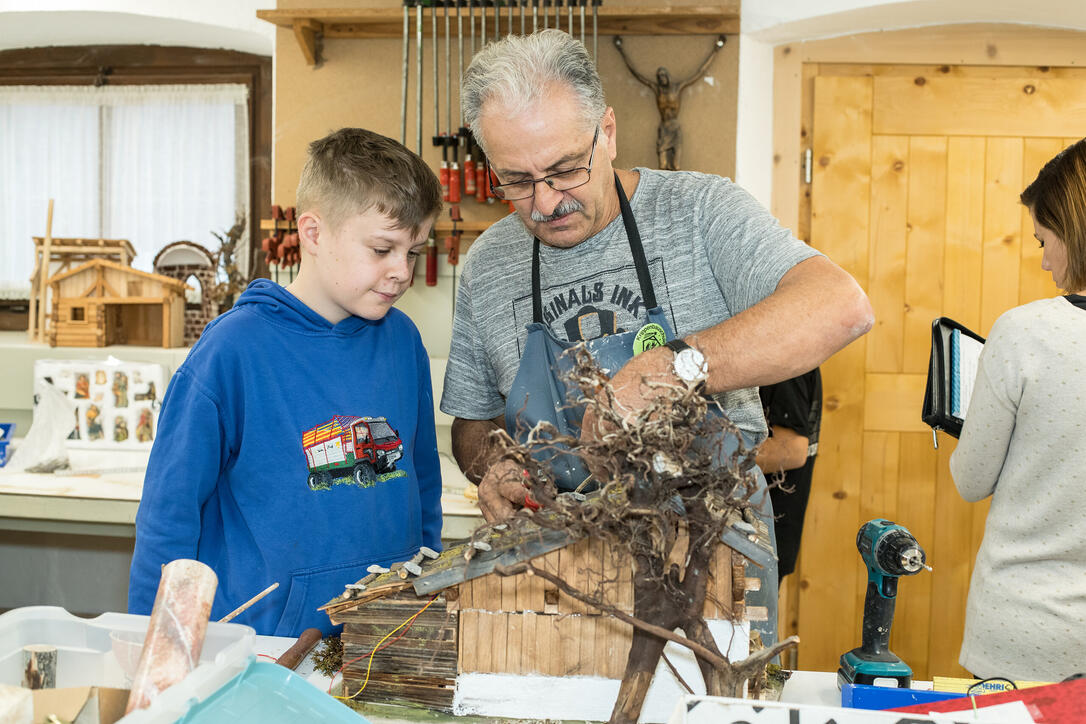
[{"xmin": 218, "ymin": 582, "xmax": 279, "ymax": 623}]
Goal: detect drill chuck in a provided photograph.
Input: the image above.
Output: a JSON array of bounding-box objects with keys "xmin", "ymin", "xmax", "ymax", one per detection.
[{"xmin": 857, "ymin": 519, "xmax": 927, "ymax": 580}]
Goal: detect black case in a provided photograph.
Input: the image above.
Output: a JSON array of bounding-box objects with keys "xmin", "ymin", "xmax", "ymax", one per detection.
[{"xmin": 921, "ymin": 317, "xmax": 986, "ymax": 439}]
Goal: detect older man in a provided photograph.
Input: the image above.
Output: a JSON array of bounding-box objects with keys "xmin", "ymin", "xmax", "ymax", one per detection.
[{"xmin": 441, "ymin": 31, "xmax": 872, "ymax": 642}]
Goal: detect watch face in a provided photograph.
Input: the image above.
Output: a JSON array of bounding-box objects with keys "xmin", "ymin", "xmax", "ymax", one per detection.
[{"xmin": 674, "ymin": 348, "xmax": 707, "ymax": 383}]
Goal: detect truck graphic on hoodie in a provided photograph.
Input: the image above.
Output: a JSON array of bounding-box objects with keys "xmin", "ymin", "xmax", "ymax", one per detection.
[{"xmin": 302, "ymin": 415, "xmax": 405, "ymax": 490}]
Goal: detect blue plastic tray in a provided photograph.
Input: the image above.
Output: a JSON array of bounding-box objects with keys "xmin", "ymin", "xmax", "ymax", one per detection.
[{"xmin": 177, "ymin": 657, "xmax": 368, "ymax": 723}]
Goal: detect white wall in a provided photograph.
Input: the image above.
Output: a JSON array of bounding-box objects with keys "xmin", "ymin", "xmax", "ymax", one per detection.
[{"xmin": 0, "ymin": 0, "xmax": 273, "ymax": 55}]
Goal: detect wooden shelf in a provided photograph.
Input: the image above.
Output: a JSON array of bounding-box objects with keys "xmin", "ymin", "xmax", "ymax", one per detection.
[
  {"xmin": 257, "ymin": 5, "xmax": 739, "ymax": 66},
  {"xmin": 260, "ymin": 218, "xmax": 490, "ymax": 233}
]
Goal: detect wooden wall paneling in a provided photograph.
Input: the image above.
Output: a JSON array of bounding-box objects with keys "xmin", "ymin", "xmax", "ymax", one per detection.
[
  {"xmin": 928, "ymin": 439, "xmax": 973, "ymax": 678},
  {"xmin": 595, "ymin": 614, "xmax": 616, "ymax": 678},
  {"xmin": 523, "ymin": 555, "xmax": 547, "ymax": 612},
  {"xmin": 866, "ymin": 135, "xmax": 909, "ymax": 373},
  {"xmin": 580, "ymin": 614, "xmax": 598, "ymax": 676},
  {"xmin": 799, "ymin": 74, "xmax": 872, "ymax": 672},
  {"xmin": 562, "ymin": 615, "xmax": 582, "ymax": 676},
  {"xmin": 980, "ymin": 138, "xmax": 1024, "ymax": 334},
  {"xmin": 943, "ymin": 137, "xmax": 987, "ymax": 331},
  {"xmin": 558, "ymin": 539, "xmax": 586, "ymax": 614},
  {"xmin": 542, "ymin": 614, "xmax": 563, "ymax": 676},
  {"xmin": 520, "ymin": 611, "xmax": 538, "ymax": 674},
  {"xmin": 859, "ymin": 431, "xmax": 900, "ymax": 528},
  {"xmin": 872, "ymin": 77, "xmax": 1086, "ymax": 138},
  {"xmin": 903, "ymin": 136, "xmax": 948, "ymax": 373},
  {"xmin": 486, "ymin": 563, "xmax": 506, "ymax": 613},
  {"xmin": 892, "ymin": 432, "xmax": 937, "ymax": 681},
  {"xmin": 475, "ymin": 611, "xmax": 492, "ymax": 673},
  {"xmin": 704, "ymin": 544, "xmax": 734, "ymax": 619},
  {"xmin": 600, "ymin": 615, "xmax": 632, "ymax": 679},
  {"xmin": 491, "ymin": 612, "xmax": 508, "ymax": 674},
  {"xmin": 458, "ymin": 609, "xmax": 477, "ymax": 672},
  {"xmin": 863, "ymin": 373, "xmax": 927, "ymax": 433},
  {"xmin": 1019, "ymin": 138, "xmax": 1065, "ymax": 304},
  {"xmin": 500, "ymin": 566, "xmax": 518, "ymax": 613},
  {"xmin": 540, "ymin": 549, "xmax": 561, "ymax": 614}
]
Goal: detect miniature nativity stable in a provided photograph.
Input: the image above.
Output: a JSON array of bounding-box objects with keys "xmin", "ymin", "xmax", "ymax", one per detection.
[
  {"xmin": 27, "ymin": 233, "xmax": 137, "ymax": 343},
  {"xmin": 45, "ymin": 259, "xmax": 188, "ymax": 348},
  {"xmin": 321, "ymin": 506, "xmax": 774, "ymax": 722}
]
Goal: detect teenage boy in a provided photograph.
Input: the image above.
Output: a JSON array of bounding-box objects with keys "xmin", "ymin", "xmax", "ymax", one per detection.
[{"xmin": 129, "ymin": 128, "xmax": 444, "ymax": 636}]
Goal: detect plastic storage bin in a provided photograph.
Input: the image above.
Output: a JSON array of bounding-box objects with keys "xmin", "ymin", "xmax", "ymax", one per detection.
[
  {"xmin": 0, "ymin": 606, "xmax": 254, "ymax": 723},
  {"xmin": 177, "ymin": 657, "xmax": 368, "ymax": 723}
]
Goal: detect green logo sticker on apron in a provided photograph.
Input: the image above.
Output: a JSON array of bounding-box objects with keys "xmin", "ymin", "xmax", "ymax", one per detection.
[{"xmin": 632, "ymin": 323, "xmax": 667, "ymax": 355}]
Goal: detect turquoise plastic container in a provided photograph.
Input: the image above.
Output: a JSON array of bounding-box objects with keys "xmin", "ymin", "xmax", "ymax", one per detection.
[{"xmin": 177, "ymin": 657, "xmax": 369, "ymax": 723}]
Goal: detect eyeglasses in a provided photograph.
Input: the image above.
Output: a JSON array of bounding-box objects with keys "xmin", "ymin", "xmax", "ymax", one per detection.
[{"xmin": 488, "ymin": 127, "xmax": 599, "ymax": 201}]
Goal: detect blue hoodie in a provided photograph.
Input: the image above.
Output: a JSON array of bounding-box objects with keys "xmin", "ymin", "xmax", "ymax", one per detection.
[{"xmin": 128, "ymin": 280, "xmax": 442, "ymax": 636}]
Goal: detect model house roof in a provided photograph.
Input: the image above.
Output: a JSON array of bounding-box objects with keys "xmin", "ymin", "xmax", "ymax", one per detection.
[{"xmin": 46, "ymin": 258, "xmax": 188, "ymax": 290}]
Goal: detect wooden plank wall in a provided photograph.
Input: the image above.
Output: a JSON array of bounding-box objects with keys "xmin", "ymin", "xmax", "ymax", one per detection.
[
  {"xmin": 800, "ymin": 64, "xmax": 1078, "ymax": 680},
  {"xmin": 457, "ymin": 537, "xmax": 741, "ymax": 677},
  {"xmin": 339, "ymin": 593, "xmax": 459, "ymax": 710}
]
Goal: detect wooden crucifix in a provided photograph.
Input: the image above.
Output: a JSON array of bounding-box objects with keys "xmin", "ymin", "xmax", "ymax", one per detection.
[{"xmin": 613, "ymin": 35, "xmax": 727, "ymax": 171}]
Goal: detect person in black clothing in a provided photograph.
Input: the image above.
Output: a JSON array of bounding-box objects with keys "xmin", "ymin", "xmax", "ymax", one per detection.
[{"xmin": 756, "ymin": 368, "xmax": 822, "ymax": 582}]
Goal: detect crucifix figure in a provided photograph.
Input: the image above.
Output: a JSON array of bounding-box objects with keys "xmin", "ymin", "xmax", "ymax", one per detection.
[{"xmin": 613, "ymin": 35, "xmax": 726, "ymax": 171}]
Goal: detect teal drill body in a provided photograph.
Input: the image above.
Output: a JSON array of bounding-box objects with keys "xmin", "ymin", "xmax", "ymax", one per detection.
[{"xmin": 838, "ymin": 519, "xmax": 928, "ymax": 689}]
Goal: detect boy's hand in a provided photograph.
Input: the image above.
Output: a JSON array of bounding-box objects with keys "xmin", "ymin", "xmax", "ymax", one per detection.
[{"xmin": 478, "ymin": 459, "xmax": 531, "ymax": 523}]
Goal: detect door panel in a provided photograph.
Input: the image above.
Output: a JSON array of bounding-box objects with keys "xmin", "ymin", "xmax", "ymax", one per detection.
[
  {"xmin": 802, "ymin": 70, "xmax": 1081, "ymax": 679},
  {"xmin": 872, "ymin": 77, "xmax": 1086, "ymax": 137}
]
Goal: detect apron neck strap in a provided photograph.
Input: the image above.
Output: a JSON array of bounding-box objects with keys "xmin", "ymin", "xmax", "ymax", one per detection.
[{"xmin": 532, "ymin": 171, "xmax": 658, "ymax": 324}]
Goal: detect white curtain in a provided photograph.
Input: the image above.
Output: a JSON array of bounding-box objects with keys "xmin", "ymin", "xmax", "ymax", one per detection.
[{"xmin": 0, "ymin": 84, "xmax": 249, "ymax": 298}]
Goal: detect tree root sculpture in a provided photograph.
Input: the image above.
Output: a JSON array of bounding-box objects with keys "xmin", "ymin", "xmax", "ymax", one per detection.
[{"xmin": 489, "ymin": 346, "xmax": 798, "ymax": 723}]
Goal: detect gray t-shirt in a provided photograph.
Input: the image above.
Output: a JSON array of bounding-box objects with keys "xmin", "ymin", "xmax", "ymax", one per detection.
[{"xmin": 439, "ymin": 168, "xmax": 821, "ymax": 440}]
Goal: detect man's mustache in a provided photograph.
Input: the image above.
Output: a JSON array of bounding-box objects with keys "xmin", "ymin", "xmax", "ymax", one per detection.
[{"xmin": 531, "ymin": 199, "xmax": 584, "ymax": 223}]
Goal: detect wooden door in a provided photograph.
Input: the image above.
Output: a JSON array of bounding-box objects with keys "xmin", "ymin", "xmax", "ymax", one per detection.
[{"xmin": 800, "ymin": 67, "xmax": 1083, "ymax": 679}]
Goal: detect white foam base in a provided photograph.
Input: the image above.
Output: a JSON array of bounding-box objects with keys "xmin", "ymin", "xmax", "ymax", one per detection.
[{"xmin": 453, "ymin": 619, "xmax": 749, "ymax": 723}]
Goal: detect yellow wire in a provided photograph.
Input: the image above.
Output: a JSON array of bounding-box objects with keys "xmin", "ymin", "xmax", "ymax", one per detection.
[{"xmin": 333, "ymin": 594, "xmax": 439, "ymax": 701}]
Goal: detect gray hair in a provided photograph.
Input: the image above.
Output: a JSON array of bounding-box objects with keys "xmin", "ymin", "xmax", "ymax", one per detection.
[{"xmin": 461, "ymin": 29, "xmax": 605, "ymax": 154}]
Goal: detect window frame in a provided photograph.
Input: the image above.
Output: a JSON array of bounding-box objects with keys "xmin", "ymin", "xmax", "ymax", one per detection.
[{"xmin": 0, "ymin": 45, "xmax": 272, "ymax": 284}]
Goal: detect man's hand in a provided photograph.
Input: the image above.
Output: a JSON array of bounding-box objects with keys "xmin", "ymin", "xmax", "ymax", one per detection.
[
  {"xmin": 477, "ymin": 459, "xmax": 532, "ymax": 523},
  {"xmin": 580, "ymin": 345, "xmax": 675, "ymax": 446}
]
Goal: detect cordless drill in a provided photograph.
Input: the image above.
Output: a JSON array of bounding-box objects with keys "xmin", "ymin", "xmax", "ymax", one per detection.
[{"xmin": 838, "ymin": 519, "xmax": 929, "ymax": 689}]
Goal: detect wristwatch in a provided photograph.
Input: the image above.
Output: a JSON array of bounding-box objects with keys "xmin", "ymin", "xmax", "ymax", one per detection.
[{"xmin": 665, "ymin": 339, "xmax": 708, "ymax": 385}]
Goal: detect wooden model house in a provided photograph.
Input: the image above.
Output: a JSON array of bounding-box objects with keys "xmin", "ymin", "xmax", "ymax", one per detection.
[
  {"xmin": 46, "ymin": 259, "xmax": 188, "ymax": 348},
  {"xmin": 28, "ymin": 234, "xmax": 137, "ymax": 343},
  {"xmin": 322, "ymin": 511, "xmax": 772, "ymax": 720},
  {"xmin": 153, "ymin": 241, "xmax": 218, "ymax": 345}
]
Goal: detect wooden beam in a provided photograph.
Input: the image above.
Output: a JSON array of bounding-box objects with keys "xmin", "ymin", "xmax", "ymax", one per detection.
[
  {"xmin": 292, "ymin": 18, "xmax": 323, "ymax": 67},
  {"xmin": 162, "ymin": 297, "xmax": 170, "ymax": 348},
  {"xmin": 257, "ymin": 6, "xmax": 740, "ymax": 39},
  {"xmin": 34, "ymin": 199, "xmax": 54, "ymax": 343}
]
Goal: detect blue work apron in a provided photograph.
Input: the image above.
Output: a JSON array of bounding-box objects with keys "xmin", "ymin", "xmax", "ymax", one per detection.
[
  {"xmin": 505, "ymin": 173, "xmax": 674, "ymax": 492},
  {"xmin": 503, "ymin": 173, "xmax": 780, "ymax": 645}
]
